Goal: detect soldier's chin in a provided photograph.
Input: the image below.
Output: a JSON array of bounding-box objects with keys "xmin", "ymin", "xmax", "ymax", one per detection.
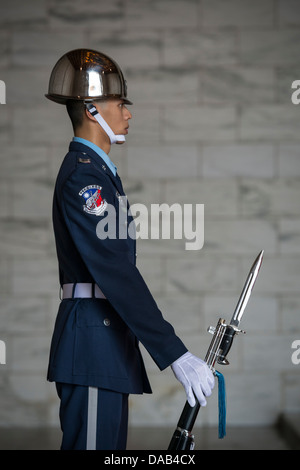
[{"xmin": 116, "ymin": 140, "xmax": 125, "ymax": 145}]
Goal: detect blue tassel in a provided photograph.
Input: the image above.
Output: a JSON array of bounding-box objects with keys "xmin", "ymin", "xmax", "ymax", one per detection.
[{"xmin": 215, "ymin": 370, "xmax": 226, "ymax": 439}]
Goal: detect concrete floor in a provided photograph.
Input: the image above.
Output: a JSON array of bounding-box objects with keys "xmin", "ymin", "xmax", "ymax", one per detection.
[{"xmin": 0, "ymin": 425, "xmax": 294, "ymax": 450}]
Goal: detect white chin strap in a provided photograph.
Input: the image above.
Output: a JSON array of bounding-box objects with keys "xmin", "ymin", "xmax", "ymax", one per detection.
[{"xmin": 85, "ymin": 103, "xmax": 125, "ymax": 144}]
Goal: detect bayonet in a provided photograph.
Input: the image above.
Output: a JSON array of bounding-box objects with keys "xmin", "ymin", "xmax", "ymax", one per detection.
[
  {"xmin": 216, "ymin": 250, "xmax": 264, "ymax": 365},
  {"xmin": 231, "ymin": 250, "xmax": 264, "ymax": 328}
]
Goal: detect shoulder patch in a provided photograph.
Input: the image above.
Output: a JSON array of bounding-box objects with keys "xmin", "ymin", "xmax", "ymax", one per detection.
[
  {"xmin": 79, "ymin": 185, "xmax": 107, "ymax": 216},
  {"xmin": 78, "ymin": 157, "xmax": 91, "ymax": 164}
]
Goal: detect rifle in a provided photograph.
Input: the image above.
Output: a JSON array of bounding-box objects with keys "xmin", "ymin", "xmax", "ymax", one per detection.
[{"xmin": 168, "ymin": 250, "xmax": 264, "ymax": 450}]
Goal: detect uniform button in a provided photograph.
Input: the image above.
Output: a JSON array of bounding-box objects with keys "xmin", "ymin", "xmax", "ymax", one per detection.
[{"xmin": 103, "ymin": 318, "xmax": 110, "ymax": 326}]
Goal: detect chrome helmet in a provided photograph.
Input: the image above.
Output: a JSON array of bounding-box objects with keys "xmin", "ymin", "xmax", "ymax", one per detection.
[{"xmin": 45, "ymin": 48, "xmax": 132, "ymax": 105}]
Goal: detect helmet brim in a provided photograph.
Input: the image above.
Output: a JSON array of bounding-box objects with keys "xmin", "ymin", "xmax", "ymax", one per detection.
[{"xmin": 45, "ymin": 93, "xmax": 133, "ymax": 106}]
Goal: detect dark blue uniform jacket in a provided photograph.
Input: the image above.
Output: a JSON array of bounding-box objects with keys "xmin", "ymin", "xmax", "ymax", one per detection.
[{"xmin": 47, "ymin": 141, "xmax": 187, "ymax": 394}]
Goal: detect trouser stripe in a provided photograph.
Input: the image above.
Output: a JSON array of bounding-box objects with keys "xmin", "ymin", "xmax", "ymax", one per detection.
[{"xmin": 86, "ymin": 386, "xmax": 98, "ymax": 450}]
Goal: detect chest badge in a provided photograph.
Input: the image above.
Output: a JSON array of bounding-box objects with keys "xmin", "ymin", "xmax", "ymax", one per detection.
[{"xmin": 79, "ymin": 185, "xmax": 107, "ymax": 216}]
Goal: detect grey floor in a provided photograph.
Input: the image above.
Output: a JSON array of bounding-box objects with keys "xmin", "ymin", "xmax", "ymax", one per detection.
[{"xmin": 0, "ymin": 425, "xmax": 294, "ymax": 450}]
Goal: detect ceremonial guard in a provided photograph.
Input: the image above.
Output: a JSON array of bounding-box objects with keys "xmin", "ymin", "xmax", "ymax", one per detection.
[{"xmin": 46, "ymin": 49, "xmax": 214, "ymax": 450}]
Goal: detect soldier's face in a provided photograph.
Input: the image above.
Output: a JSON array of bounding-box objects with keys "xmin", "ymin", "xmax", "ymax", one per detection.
[{"xmin": 95, "ymin": 99, "xmax": 132, "ymax": 141}]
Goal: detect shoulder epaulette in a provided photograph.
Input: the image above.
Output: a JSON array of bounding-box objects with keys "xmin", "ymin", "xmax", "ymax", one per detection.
[{"xmin": 78, "ymin": 157, "xmax": 91, "ymax": 164}]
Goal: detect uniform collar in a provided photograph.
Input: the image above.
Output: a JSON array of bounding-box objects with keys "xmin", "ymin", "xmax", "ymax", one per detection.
[{"xmin": 72, "ymin": 137, "xmax": 117, "ymax": 176}]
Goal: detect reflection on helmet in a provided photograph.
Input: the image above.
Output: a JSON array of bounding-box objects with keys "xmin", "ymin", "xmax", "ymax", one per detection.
[{"xmin": 45, "ymin": 49, "xmax": 132, "ymax": 105}]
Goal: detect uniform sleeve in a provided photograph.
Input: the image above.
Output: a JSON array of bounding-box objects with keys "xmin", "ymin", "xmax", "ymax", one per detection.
[{"xmin": 61, "ymin": 165, "xmax": 188, "ymax": 370}]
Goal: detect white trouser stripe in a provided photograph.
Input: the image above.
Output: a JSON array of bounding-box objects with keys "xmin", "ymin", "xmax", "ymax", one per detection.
[{"xmin": 86, "ymin": 386, "xmax": 98, "ymax": 450}]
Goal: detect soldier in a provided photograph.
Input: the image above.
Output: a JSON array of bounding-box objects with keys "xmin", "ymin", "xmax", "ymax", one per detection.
[{"xmin": 45, "ymin": 49, "xmax": 214, "ymax": 450}]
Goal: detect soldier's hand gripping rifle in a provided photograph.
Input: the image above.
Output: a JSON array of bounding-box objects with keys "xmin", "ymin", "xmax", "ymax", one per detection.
[{"xmin": 168, "ymin": 250, "xmax": 264, "ymax": 451}]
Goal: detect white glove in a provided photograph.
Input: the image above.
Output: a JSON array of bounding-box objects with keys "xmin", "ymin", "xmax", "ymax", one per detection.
[{"xmin": 171, "ymin": 352, "xmax": 215, "ymax": 407}]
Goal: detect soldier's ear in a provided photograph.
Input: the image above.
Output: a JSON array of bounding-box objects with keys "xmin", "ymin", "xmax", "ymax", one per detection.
[{"xmin": 85, "ymin": 107, "xmax": 97, "ymax": 122}]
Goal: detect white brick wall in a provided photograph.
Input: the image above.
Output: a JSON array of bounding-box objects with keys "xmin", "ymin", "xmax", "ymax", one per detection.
[{"xmin": 0, "ymin": 0, "xmax": 299, "ymax": 432}]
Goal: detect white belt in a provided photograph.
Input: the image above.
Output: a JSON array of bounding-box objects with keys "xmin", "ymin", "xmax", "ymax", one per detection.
[{"xmin": 62, "ymin": 283, "xmax": 106, "ymax": 299}]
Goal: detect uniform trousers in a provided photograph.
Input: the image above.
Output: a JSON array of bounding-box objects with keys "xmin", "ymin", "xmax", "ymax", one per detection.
[{"xmin": 56, "ymin": 383, "xmax": 129, "ymax": 450}]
